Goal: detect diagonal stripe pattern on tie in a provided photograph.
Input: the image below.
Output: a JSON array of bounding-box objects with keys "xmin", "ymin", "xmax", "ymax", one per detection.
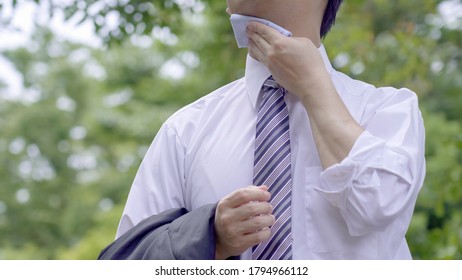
[{"xmin": 252, "ymin": 77, "xmax": 293, "ymax": 260}]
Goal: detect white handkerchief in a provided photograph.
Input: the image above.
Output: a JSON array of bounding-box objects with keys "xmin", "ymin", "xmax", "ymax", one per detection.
[{"xmin": 230, "ymin": 14, "xmax": 292, "ymax": 48}]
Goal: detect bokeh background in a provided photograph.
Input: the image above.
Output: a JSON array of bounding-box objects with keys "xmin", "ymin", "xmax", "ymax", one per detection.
[{"xmin": 0, "ymin": 0, "xmax": 461, "ymax": 259}]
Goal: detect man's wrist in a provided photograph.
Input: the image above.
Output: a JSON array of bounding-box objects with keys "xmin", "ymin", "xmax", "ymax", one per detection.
[
  {"xmin": 296, "ymin": 69, "xmax": 331, "ymax": 103},
  {"xmin": 215, "ymin": 241, "xmax": 228, "ymax": 260},
  {"xmin": 296, "ymin": 73, "xmax": 332, "ymax": 107}
]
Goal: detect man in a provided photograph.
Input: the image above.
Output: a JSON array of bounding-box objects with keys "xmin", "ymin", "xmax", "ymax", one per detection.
[{"xmin": 108, "ymin": 0, "xmax": 425, "ymax": 260}]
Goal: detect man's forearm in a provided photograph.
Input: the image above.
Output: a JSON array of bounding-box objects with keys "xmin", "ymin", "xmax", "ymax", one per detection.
[{"xmin": 300, "ymin": 75, "xmax": 364, "ymax": 169}]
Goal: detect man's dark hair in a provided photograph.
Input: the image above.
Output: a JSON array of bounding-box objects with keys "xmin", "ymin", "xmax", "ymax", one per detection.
[{"xmin": 321, "ymin": 0, "xmax": 343, "ymax": 38}]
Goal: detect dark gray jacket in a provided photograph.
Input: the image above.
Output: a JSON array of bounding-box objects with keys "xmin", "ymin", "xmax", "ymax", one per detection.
[{"xmin": 98, "ymin": 204, "xmax": 218, "ymax": 260}]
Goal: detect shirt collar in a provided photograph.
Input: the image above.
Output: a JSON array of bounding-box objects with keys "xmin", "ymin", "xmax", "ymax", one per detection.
[{"xmin": 245, "ymin": 44, "xmax": 334, "ymax": 109}]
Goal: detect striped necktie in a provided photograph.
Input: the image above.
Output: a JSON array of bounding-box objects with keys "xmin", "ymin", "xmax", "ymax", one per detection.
[{"xmin": 252, "ymin": 76, "xmax": 293, "ymax": 260}]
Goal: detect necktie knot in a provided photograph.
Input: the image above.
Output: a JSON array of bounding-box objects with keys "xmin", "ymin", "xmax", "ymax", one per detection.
[
  {"xmin": 262, "ymin": 76, "xmax": 284, "ymax": 91},
  {"xmin": 261, "ymin": 77, "xmax": 286, "ymax": 105},
  {"xmin": 263, "ymin": 76, "xmax": 280, "ymax": 88}
]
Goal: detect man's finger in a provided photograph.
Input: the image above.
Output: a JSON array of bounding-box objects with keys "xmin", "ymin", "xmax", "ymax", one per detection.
[
  {"xmin": 248, "ymin": 38, "xmax": 267, "ymax": 64},
  {"xmin": 242, "ymin": 227, "xmax": 272, "ymax": 246},
  {"xmin": 223, "ymin": 186, "xmax": 271, "ymax": 208},
  {"xmin": 233, "ymin": 201, "xmax": 273, "ymax": 221},
  {"xmin": 246, "ymin": 24, "xmax": 271, "ymax": 55},
  {"xmin": 247, "ymin": 21, "xmax": 282, "ymax": 43},
  {"xmin": 240, "ymin": 214, "xmax": 275, "ymax": 234}
]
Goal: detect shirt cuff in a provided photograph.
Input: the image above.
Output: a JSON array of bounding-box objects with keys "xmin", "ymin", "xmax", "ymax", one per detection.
[
  {"xmin": 315, "ymin": 130, "xmax": 394, "ymax": 212},
  {"xmin": 316, "ymin": 130, "xmax": 412, "ymax": 195},
  {"xmin": 314, "ymin": 156, "xmax": 356, "ymax": 210},
  {"xmin": 318, "ymin": 131, "xmax": 377, "ymax": 191}
]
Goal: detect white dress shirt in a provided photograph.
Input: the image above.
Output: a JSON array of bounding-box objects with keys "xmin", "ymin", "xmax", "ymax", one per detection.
[{"xmin": 116, "ymin": 45, "xmax": 426, "ymax": 259}]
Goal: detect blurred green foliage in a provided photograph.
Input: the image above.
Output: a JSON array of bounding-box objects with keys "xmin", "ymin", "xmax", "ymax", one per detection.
[{"xmin": 0, "ymin": 0, "xmax": 461, "ymax": 259}]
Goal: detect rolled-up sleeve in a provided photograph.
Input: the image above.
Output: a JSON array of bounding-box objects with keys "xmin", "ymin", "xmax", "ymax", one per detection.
[{"xmin": 315, "ymin": 89, "xmax": 426, "ymax": 237}]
